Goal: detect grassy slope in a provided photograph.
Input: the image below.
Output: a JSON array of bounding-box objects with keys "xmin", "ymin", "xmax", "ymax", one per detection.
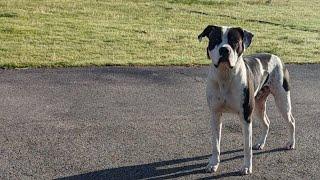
[{"xmin": 0, "ymin": 0, "xmax": 320, "ymax": 68}]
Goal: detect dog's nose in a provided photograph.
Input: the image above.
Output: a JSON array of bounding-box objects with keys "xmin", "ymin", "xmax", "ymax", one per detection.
[{"xmin": 219, "ymin": 47, "xmax": 230, "ymax": 57}]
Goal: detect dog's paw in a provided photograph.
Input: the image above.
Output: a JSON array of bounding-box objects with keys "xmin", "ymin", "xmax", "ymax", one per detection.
[
  {"xmin": 240, "ymin": 167, "xmax": 252, "ymax": 175},
  {"xmin": 205, "ymin": 164, "xmax": 219, "ymax": 173},
  {"xmin": 253, "ymin": 143, "xmax": 265, "ymax": 150},
  {"xmin": 285, "ymin": 142, "xmax": 295, "ymax": 150}
]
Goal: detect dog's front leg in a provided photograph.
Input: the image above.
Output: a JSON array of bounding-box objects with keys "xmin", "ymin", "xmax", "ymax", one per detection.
[
  {"xmin": 241, "ymin": 119, "xmax": 253, "ymax": 175},
  {"xmin": 206, "ymin": 112, "xmax": 222, "ymax": 173}
]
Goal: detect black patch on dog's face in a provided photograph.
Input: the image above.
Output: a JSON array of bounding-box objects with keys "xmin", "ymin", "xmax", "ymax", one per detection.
[
  {"xmin": 227, "ymin": 28, "xmax": 244, "ymax": 56},
  {"xmin": 207, "ymin": 26, "xmax": 222, "ymax": 51},
  {"xmin": 198, "ymin": 25, "xmax": 222, "ymax": 59}
]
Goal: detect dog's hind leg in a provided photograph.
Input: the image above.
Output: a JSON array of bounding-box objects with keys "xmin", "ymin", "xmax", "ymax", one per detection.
[
  {"xmin": 253, "ymin": 86, "xmax": 271, "ymax": 150},
  {"xmin": 273, "ymin": 89, "xmax": 296, "ymax": 150},
  {"xmin": 271, "ymin": 66, "xmax": 295, "ymax": 149}
]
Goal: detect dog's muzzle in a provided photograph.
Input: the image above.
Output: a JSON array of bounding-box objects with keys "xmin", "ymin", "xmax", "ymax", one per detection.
[
  {"xmin": 214, "ymin": 58, "xmax": 233, "ymax": 69},
  {"xmin": 214, "ymin": 47, "xmax": 233, "ymax": 68}
]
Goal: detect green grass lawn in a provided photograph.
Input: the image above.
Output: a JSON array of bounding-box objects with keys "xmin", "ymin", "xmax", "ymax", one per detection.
[{"xmin": 1, "ymin": 0, "xmax": 320, "ymax": 68}]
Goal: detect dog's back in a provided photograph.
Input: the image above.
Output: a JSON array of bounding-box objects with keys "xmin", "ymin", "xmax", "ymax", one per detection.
[{"xmin": 244, "ymin": 53, "xmax": 290, "ymax": 96}]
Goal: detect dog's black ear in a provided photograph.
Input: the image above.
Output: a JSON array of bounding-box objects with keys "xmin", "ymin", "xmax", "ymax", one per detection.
[
  {"xmin": 235, "ymin": 27, "xmax": 254, "ymax": 49},
  {"xmin": 198, "ymin": 25, "xmax": 217, "ymax": 42},
  {"xmin": 206, "ymin": 47, "xmax": 210, "ymax": 59},
  {"xmin": 242, "ymin": 29, "xmax": 254, "ymax": 49}
]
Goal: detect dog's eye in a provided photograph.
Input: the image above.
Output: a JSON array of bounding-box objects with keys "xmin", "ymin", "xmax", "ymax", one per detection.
[
  {"xmin": 231, "ymin": 38, "xmax": 239, "ymax": 43},
  {"xmin": 229, "ymin": 37, "xmax": 240, "ymax": 48}
]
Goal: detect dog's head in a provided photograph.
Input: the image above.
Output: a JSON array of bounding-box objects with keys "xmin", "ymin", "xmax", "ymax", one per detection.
[{"xmin": 198, "ymin": 25, "xmax": 254, "ymax": 68}]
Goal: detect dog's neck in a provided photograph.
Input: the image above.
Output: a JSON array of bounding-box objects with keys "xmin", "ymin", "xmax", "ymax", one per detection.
[{"xmin": 210, "ymin": 56, "xmax": 246, "ymax": 90}]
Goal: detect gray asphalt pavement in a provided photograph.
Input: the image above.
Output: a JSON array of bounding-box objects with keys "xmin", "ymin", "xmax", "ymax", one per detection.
[{"xmin": 0, "ymin": 65, "xmax": 319, "ymax": 179}]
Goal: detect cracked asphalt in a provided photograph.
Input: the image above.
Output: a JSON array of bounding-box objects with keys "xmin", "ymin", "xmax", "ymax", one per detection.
[{"xmin": 0, "ymin": 65, "xmax": 319, "ymax": 179}]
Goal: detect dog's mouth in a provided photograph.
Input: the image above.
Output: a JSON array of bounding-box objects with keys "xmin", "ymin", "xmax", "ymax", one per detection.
[{"xmin": 214, "ymin": 58, "xmax": 233, "ymax": 69}]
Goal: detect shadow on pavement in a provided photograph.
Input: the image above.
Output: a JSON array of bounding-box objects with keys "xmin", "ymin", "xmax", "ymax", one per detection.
[{"xmin": 57, "ymin": 148, "xmax": 287, "ymax": 180}]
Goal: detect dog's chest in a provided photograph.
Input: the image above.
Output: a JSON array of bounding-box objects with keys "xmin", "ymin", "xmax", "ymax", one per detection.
[{"xmin": 207, "ymin": 80, "xmax": 243, "ymax": 113}]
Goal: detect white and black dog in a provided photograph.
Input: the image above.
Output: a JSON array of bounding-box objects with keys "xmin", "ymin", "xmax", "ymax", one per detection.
[{"xmin": 198, "ymin": 25, "xmax": 295, "ymax": 175}]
